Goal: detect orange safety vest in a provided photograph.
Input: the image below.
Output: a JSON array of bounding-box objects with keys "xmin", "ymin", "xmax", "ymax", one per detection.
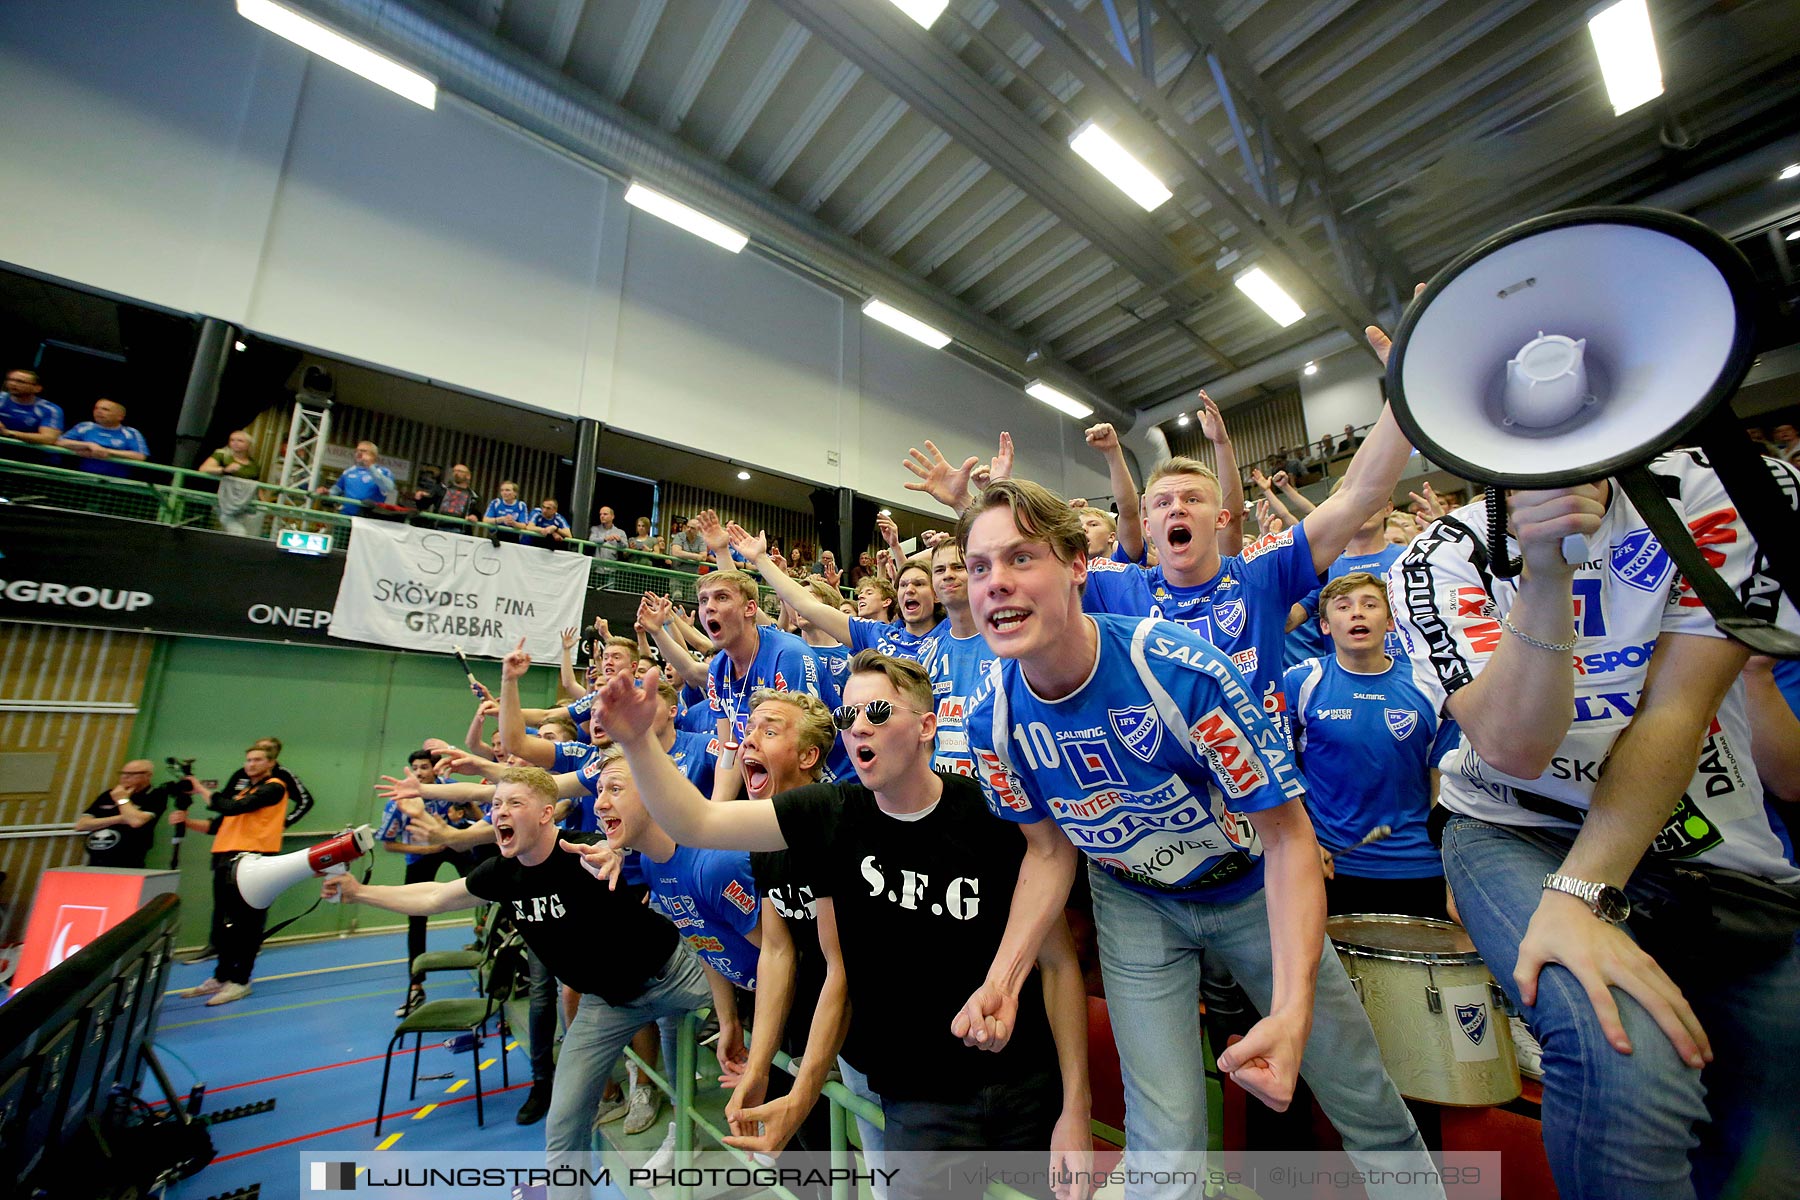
[{"xmin": 212, "ymin": 778, "xmax": 288, "ymax": 855}]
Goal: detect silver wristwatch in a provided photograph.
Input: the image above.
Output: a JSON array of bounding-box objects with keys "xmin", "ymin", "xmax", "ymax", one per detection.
[{"xmin": 1543, "ymin": 873, "xmax": 1631, "ymax": 924}]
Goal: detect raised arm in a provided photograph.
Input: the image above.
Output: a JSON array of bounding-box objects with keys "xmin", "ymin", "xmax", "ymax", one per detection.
[
  {"xmin": 323, "ymin": 871, "xmax": 475, "ymax": 916},
  {"xmin": 557, "ymin": 626, "xmax": 585, "ymax": 702},
  {"xmin": 595, "ymin": 674, "xmax": 784, "ymax": 850},
  {"xmin": 1085, "ymin": 422, "xmax": 1143, "ymax": 562},
  {"xmin": 729, "ymin": 524, "xmax": 851, "ymax": 645},
  {"xmin": 641, "ymin": 594, "xmax": 710, "ymax": 689},
  {"xmin": 902, "ymin": 440, "xmax": 980, "ymax": 515},
  {"xmin": 497, "ymin": 639, "xmax": 560, "ymax": 768},
  {"xmin": 696, "ymin": 509, "xmax": 735, "ymax": 573},
  {"xmin": 1199, "ymin": 392, "xmax": 1244, "ymax": 556}
]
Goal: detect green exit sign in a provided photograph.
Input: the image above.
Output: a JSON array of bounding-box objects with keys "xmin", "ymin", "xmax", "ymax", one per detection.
[{"xmin": 277, "ymin": 529, "xmax": 333, "ymax": 556}]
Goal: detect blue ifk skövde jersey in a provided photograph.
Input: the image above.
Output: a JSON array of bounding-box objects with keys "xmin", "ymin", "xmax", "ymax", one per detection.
[
  {"xmin": 848, "ymin": 615, "xmax": 947, "ymax": 668},
  {"xmin": 1284, "ymin": 655, "xmax": 1452, "ymax": 879},
  {"xmin": 707, "ymin": 625, "xmax": 850, "ymax": 782},
  {"xmin": 645, "ymin": 845, "xmax": 761, "ymax": 988},
  {"xmin": 670, "ymin": 728, "xmax": 718, "ymax": 795},
  {"xmin": 929, "ymin": 629, "xmax": 998, "ymax": 778},
  {"xmin": 1287, "ymin": 544, "xmax": 1409, "ymax": 669},
  {"xmin": 966, "ymin": 614, "xmax": 1305, "ymax": 901}
]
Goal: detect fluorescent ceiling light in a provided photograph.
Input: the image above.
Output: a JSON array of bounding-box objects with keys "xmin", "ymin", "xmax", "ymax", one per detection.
[
  {"xmin": 1024, "ymin": 380, "xmax": 1094, "ymax": 420},
  {"xmin": 1235, "ymin": 267, "xmax": 1306, "ymax": 327},
  {"xmin": 1303, "ymin": 360, "xmax": 1318, "ymax": 376},
  {"xmin": 887, "ymin": 0, "xmax": 949, "ymax": 28},
  {"xmin": 862, "ymin": 298, "xmax": 952, "ymax": 350},
  {"xmin": 1176, "ymin": 413, "xmax": 1190, "ymax": 426},
  {"xmin": 1781, "ymin": 164, "xmax": 1800, "ymax": 181},
  {"xmin": 736, "ymin": 470, "xmax": 752, "ymax": 481},
  {"xmin": 1587, "ymin": 0, "xmax": 1663, "ymax": 116},
  {"xmin": 234, "ymin": 340, "xmax": 247, "ymax": 352},
  {"xmin": 1068, "ymin": 122, "xmax": 1172, "ymax": 211},
  {"xmin": 623, "ymin": 183, "xmax": 749, "ymax": 253},
  {"xmin": 237, "ymin": 0, "xmax": 436, "ymax": 109}
]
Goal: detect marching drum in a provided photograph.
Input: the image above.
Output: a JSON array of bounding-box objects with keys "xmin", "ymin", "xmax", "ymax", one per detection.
[{"xmin": 1328, "ymin": 914, "xmax": 1520, "ymax": 1106}]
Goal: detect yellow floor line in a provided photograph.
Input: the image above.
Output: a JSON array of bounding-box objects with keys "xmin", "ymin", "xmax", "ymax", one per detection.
[
  {"xmin": 375, "ymin": 1133, "xmax": 404, "ymax": 1150},
  {"xmin": 505, "ymin": 1041, "xmax": 519, "ymax": 1051},
  {"xmin": 478, "ymin": 1057, "xmax": 496, "ymax": 1070},
  {"xmin": 413, "ymin": 1104, "xmax": 438, "ymax": 1119},
  {"xmin": 446, "ymin": 1079, "xmax": 468, "ymax": 1093}
]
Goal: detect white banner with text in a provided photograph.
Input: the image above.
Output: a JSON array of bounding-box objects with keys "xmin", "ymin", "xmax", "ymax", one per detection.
[{"xmin": 330, "ymin": 519, "xmax": 587, "ymax": 659}]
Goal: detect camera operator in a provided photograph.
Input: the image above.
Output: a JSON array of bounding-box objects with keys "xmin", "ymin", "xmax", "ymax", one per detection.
[
  {"xmin": 74, "ymin": 760, "xmax": 171, "ymax": 868},
  {"xmin": 168, "ymin": 745, "xmax": 289, "ymax": 1007}
]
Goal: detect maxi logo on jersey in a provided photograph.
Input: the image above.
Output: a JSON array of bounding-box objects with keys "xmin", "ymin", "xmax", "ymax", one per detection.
[
  {"xmin": 974, "ymin": 748, "xmax": 1032, "ymax": 813},
  {"xmin": 1188, "ymin": 708, "xmax": 1271, "ymax": 798}
]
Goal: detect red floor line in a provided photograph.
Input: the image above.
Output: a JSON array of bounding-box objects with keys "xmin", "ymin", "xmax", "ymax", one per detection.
[
  {"xmin": 213, "ymin": 1080, "xmax": 533, "ymax": 1162},
  {"xmin": 149, "ymin": 1045, "xmax": 427, "ymax": 1106}
]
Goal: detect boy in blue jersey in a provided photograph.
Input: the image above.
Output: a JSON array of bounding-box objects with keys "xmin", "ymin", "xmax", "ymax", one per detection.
[
  {"xmin": 691, "ymin": 570, "xmax": 849, "ymax": 799},
  {"xmin": 317, "ymin": 439, "xmax": 397, "ymax": 514},
  {"xmin": 732, "ymin": 524, "xmax": 947, "ymax": 665},
  {"xmin": 1284, "ymin": 573, "xmax": 1448, "ymax": 919},
  {"xmin": 1284, "ymin": 479, "xmax": 1407, "ymax": 669},
  {"xmin": 57, "ymin": 399, "xmax": 150, "ymax": 477},
  {"xmin": 0, "ymin": 368, "xmax": 64, "ymax": 447},
  {"xmin": 923, "ymin": 537, "xmax": 997, "ymax": 778},
  {"xmin": 571, "ymin": 747, "xmax": 762, "ymax": 1075},
  {"xmin": 483, "ymin": 480, "xmax": 531, "ymax": 535},
  {"xmin": 960, "ymin": 480, "xmax": 1431, "ymax": 1194}
]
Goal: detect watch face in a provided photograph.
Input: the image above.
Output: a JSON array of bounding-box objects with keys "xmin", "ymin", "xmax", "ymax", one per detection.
[{"xmin": 1595, "ymin": 886, "xmax": 1631, "ymax": 923}]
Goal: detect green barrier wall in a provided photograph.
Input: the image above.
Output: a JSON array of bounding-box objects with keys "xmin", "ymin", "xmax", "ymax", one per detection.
[{"xmin": 124, "ymin": 635, "xmax": 567, "ymax": 947}]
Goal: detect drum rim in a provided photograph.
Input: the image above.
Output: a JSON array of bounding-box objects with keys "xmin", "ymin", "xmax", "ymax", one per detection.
[{"xmin": 1327, "ymin": 911, "xmax": 1485, "ymax": 964}]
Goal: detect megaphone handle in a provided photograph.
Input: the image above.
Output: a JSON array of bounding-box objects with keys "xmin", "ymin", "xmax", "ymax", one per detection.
[
  {"xmin": 1561, "ymin": 533, "xmax": 1589, "ymax": 567},
  {"xmin": 322, "ymin": 862, "xmax": 347, "ymax": 902}
]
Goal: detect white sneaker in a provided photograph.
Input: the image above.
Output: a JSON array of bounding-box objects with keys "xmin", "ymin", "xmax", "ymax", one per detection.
[
  {"xmin": 623, "ymin": 1084, "xmax": 661, "ymax": 1135},
  {"xmin": 643, "ymin": 1121, "xmax": 677, "ymax": 1172},
  {"xmin": 592, "ymin": 1093, "xmax": 630, "ymax": 1127},
  {"xmin": 177, "ymin": 977, "xmax": 224, "ymax": 999},
  {"xmin": 206, "ymin": 981, "xmax": 253, "ymax": 1007},
  {"xmin": 1510, "ymin": 1015, "xmax": 1544, "ymax": 1079}
]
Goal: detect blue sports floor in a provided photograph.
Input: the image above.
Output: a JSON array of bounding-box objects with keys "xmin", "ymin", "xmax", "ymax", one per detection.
[{"xmin": 155, "ymin": 925, "xmax": 550, "ymax": 1200}]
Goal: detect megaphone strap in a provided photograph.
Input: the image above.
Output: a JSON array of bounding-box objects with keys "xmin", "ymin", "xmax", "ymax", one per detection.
[{"xmin": 261, "ymin": 852, "xmax": 378, "ymax": 942}]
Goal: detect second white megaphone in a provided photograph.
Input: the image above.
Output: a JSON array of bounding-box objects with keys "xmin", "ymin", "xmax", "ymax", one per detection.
[{"xmin": 233, "ymin": 825, "xmax": 375, "ymax": 911}]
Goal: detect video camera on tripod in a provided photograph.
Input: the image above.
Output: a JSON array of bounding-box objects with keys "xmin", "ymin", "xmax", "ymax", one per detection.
[{"xmin": 164, "ymin": 757, "xmax": 197, "ymax": 869}]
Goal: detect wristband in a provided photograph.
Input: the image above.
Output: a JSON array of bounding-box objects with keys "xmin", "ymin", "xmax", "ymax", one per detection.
[{"xmin": 1497, "ymin": 613, "xmax": 1577, "ymax": 654}]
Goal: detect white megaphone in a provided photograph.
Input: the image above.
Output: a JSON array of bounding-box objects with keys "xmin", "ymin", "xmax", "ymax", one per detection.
[
  {"xmin": 233, "ymin": 825, "xmax": 375, "ymax": 910},
  {"xmin": 1385, "ymin": 206, "xmax": 1799, "ymax": 656}
]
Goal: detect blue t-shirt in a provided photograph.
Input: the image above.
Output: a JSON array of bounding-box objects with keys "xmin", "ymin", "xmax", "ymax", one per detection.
[
  {"xmin": 929, "ymin": 629, "xmax": 998, "ymax": 778},
  {"xmin": 485, "ymin": 497, "xmax": 530, "ymax": 524},
  {"xmin": 329, "ymin": 463, "xmax": 396, "ymax": 512},
  {"xmin": 0, "ymin": 395, "xmax": 63, "ymax": 435},
  {"xmin": 59, "ymin": 421, "xmax": 149, "ymax": 477},
  {"xmin": 670, "ymin": 729, "xmax": 718, "ymax": 795},
  {"xmin": 1284, "ymin": 655, "xmax": 1452, "ymax": 879},
  {"xmin": 1288, "ymin": 544, "xmax": 1408, "ymax": 669},
  {"xmin": 525, "ymin": 509, "xmax": 570, "ymax": 543},
  {"xmin": 1081, "ymin": 557, "xmax": 1159, "ymax": 620},
  {"xmin": 848, "ymin": 616, "xmax": 946, "ymax": 668},
  {"xmin": 707, "ymin": 627, "xmax": 849, "ymax": 782},
  {"xmin": 645, "ymin": 845, "xmax": 762, "ymax": 988},
  {"xmin": 375, "ymin": 792, "xmax": 469, "ymax": 866},
  {"xmin": 1141, "ymin": 527, "xmax": 1321, "ymax": 721},
  {"xmin": 809, "ymin": 642, "xmax": 851, "ymax": 688},
  {"xmin": 966, "ymin": 614, "xmax": 1305, "ymax": 901},
  {"xmin": 551, "ymin": 740, "xmax": 598, "ymax": 774},
  {"xmin": 677, "ymin": 702, "xmax": 719, "ymax": 735}
]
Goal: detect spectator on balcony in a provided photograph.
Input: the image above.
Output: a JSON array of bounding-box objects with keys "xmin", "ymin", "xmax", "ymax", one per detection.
[
  {"xmin": 1338, "ymin": 424, "xmax": 1364, "ymax": 454},
  {"xmin": 0, "ymin": 368, "xmax": 64, "ymax": 448},
  {"xmin": 628, "ymin": 516, "xmax": 664, "ymax": 559},
  {"xmin": 416, "ymin": 462, "xmax": 483, "ymax": 523},
  {"xmin": 1280, "ymin": 446, "xmax": 1306, "ymax": 481},
  {"xmin": 57, "ymin": 399, "xmax": 149, "ymax": 478},
  {"xmin": 668, "ymin": 515, "xmax": 710, "ymax": 573},
  {"xmin": 484, "ymin": 481, "xmax": 530, "ymax": 539},
  {"xmin": 526, "ymin": 498, "xmax": 572, "ymax": 549},
  {"xmin": 200, "ymin": 430, "xmax": 264, "ymax": 537},
  {"xmin": 590, "ymin": 505, "xmax": 628, "ymax": 561},
  {"xmin": 318, "ymin": 440, "xmax": 397, "ymax": 515},
  {"xmin": 1774, "ymin": 422, "xmax": 1800, "ymax": 465}
]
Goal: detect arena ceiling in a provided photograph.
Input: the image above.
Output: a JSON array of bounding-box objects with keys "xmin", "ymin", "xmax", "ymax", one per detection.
[{"xmin": 323, "ymin": 0, "xmax": 1800, "ymax": 422}]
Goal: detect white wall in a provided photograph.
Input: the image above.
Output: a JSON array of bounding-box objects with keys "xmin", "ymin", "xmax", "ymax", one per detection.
[
  {"xmin": 1299, "ymin": 347, "xmax": 1385, "ymax": 445},
  {"xmin": 0, "ymin": 0, "xmax": 1103, "ymax": 506}
]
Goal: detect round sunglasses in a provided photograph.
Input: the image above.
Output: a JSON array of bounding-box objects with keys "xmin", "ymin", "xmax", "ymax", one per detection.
[{"xmin": 831, "ymin": 700, "xmax": 929, "ymax": 731}]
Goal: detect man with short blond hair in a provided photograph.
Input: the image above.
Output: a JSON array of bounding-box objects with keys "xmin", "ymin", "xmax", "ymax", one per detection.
[
  {"xmin": 320, "ymin": 439, "xmax": 396, "ymax": 514},
  {"xmin": 328, "ymin": 764, "xmax": 710, "ymax": 1179}
]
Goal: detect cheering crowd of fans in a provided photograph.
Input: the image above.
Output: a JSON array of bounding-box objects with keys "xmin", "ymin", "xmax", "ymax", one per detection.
[{"xmin": 15, "ymin": 311, "xmax": 1800, "ymax": 1196}]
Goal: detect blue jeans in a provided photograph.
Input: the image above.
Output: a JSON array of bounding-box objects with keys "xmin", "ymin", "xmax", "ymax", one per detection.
[
  {"xmin": 1443, "ymin": 815, "xmax": 1800, "ymax": 1200},
  {"xmin": 1088, "ymin": 864, "xmax": 1436, "ymax": 1200},
  {"xmin": 837, "ymin": 1055, "xmax": 887, "ymax": 1198},
  {"xmin": 545, "ymin": 944, "xmax": 709, "ymax": 1183}
]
